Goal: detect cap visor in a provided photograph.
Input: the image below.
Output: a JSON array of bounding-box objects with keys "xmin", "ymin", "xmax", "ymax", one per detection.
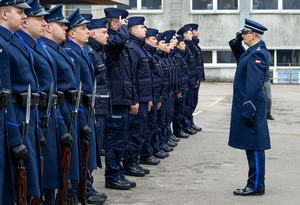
[
  {"xmin": 14, "ymin": 3, "xmax": 31, "ymax": 9},
  {"xmin": 29, "ymin": 10, "xmax": 49, "ymax": 17},
  {"xmin": 77, "ymin": 19, "xmax": 90, "ymax": 26},
  {"xmin": 56, "ymin": 19, "xmax": 70, "ymax": 23}
]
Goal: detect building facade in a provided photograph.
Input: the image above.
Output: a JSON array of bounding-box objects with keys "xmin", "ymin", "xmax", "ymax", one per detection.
[{"xmin": 65, "ymin": 0, "xmax": 300, "ymax": 83}]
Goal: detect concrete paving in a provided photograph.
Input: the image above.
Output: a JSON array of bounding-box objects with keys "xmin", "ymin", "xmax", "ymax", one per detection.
[{"xmin": 93, "ymin": 82, "xmax": 300, "ymax": 205}]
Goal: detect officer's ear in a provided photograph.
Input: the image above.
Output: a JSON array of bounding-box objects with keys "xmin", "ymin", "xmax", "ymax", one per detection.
[
  {"xmin": 45, "ymin": 23, "xmax": 51, "ymax": 33},
  {"xmin": 90, "ymin": 30, "xmax": 96, "ymax": 39},
  {"xmin": 0, "ymin": 7, "xmax": 9, "ymax": 21}
]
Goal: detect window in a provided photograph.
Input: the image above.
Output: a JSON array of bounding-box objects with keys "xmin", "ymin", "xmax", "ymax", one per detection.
[
  {"xmin": 217, "ymin": 51, "xmax": 237, "ymax": 63},
  {"xmin": 118, "ymin": 0, "xmax": 137, "ymax": 10},
  {"xmin": 252, "ymin": 0, "xmax": 300, "ymax": 11},
  {"xmin": 253, "ymin": 0, "xmax": 278, "ymax": 10},
  {"xmin": 202, "ymin": 51, "xmax": 213, "ymax": 63},
  {"xmin": 283, "ymin": 0, "xmax": 300, "ymax": 9},
  {"xmin": 191, "ymin": 0, "xmax": 238, "ymax": 11},
  {"xmin": 277, "ymin": 50, "xmax": 300, "ymax": 67},
  {"xmin": 269, "ymin": 50, "xmax": 274, "ymax": 66},
  {"xmin": 65, "ymin": 5, "xmax": 92, "ymax": 17},
  {"xmin": 117, "ymin": 0, "xmax": 162, "ymax": 12}
]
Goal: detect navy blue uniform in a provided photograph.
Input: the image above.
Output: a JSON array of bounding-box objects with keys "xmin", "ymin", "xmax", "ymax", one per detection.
[
  {"xmin": 39, "ymin": 36, "xmax": 82, "ymax": 198},
  {"xmin": 173, "ymin": 48, "xmax": 190, "ymax": 134},
  {"xmin": 122, "ymin": 34, "xmax": 153, "ymax": 168},
  {"xmin": 84, "ymin": 37, "xmax": 111, "ymax": 168},
  {"xmin": 229, "ymin": 39, "xmax": 270, "ymax": 191},
  {"xmin": 0, "ymin": 46, "xmax": 14, "ymax": 204},
  {"xmin": 17, "ymin": 30, "xmax": 67, "ymax": 191},
  {"xmin": 182, "ymin": 41, "xmax": 197, "ymax": 130},
  {"xmin": 104, "ymin": 25, "xmax": 135, "ymax": 183},
  {"xmin": 63, "ymin": 39, "xmax": 98, "ymax": 172},
  {"xmin": 153, "ymin": 49, "xmax": 170, "ymax": 151},
  {"xmin": 0, "ymin": 26, "xmax": 42, "ymax": 197},
  {"xmin": 140, "ymin": 43, "xmax": 163, "ymax": 158},
  {"xmin": 188, "ymin": 38, "xmax": 205, "ymax": 126}
]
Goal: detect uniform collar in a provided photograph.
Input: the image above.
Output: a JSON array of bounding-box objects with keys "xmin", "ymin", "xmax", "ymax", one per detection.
[
  {"xmin": 144, "ymin": 43, "xmax": 156, "ymax": 55},
  {"xmin": 108, "ymin": 27, "xmax": 117, "ymax": 36},
  {"xmin": 65, "ymin": 39, "xmax": 82, "ymax": 54},
  {"xmin": 16, "ymin": 30, "xmax": 37, "ymax": 49},
  {"xmin": 185, "ymin": 39, "xmax": 194, "ymax": 47},
  {"xmin": 175, "ymin": 47, "xmax": 186, "ymax": 55},
  {"xmin": 129, "ymin": 33, "xmax": 145, "ymax": 45},
  {"xmin": 192, "ymin": 37, "xmax": 199, "ymax": 44},
  {"xmin": 0, "ymin": 26, "xmax": 14, "ymax": 41},
  {"xmin": 88, "ymin": 37, "xmax": 103, "ymax": 52},
  {"xmin": 39, "ymin": 36, "xmax": 60, "ymax": 50}
]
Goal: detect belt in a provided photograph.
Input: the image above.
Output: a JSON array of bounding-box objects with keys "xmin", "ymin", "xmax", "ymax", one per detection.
[{"xmin": 12, "ymin": 92, "xmax": 40, "ymax": 109}]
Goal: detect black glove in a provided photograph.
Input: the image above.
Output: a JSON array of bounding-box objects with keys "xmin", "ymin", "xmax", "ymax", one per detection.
[
  {"xmin": 59, "ymin": 133, "xmax": 73, "ymax": 149},
  {"xmin": 242, "ymin": 117, "xmax": 254, "ymax": 128},
  {"xmin": 40, "ymin": 136, "xmax": 47, "ymax": 148},
  {"xmin": 80, "ymin": 125, "xmax": 91, "ymax": 142},
  {"xmin": 233, "ymin": 31, "xmax": 243, "ymax": 44},
  {"xmin": 10, "ymin": 144, "xmax": 28, "ymax": 165}
]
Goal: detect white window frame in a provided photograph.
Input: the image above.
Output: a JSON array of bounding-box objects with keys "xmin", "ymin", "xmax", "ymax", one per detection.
[
  {"xmin": 251, "ymin": 0, "xmax": 300, "ymax": 14},
  {"xmin": 190, "ymin": 0, "xmax": 240, "ymax": 14},
  {"xmin": 202, "ymin": 48, "xmax": 238, "ymax": 68},
  {"xmin": 118, "ymin": 0, "xmax": 163, "ymax": 14}
]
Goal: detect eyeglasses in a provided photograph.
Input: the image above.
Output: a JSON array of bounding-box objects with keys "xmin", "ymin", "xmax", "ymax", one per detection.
[{"xmin": 241, "ymin": 29, "xmax": 253, "ymax": 35}]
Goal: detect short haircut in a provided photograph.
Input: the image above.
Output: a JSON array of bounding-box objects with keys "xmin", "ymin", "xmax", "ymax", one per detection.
[
  {"xmin": 128, "ymin": 25, "xmax": 138, "ymax": 34},
  {"xmin": 107, "ymin": 18, "xmax": 118, "ymax": 28}
]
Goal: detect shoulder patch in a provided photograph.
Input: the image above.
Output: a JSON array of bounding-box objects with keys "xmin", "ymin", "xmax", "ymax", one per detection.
[{"xmin": 255, "ymin": 60, "xmax": 261, "ymax": 64}]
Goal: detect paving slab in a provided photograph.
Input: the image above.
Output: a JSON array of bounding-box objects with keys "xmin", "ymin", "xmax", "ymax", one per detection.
[{"xmin": 93, "ymin": 82, "xmax": 300, "ymax": 205}]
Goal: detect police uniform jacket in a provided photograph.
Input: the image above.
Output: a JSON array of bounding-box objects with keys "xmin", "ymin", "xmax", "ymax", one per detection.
[
  {"xmin": 143, "ymin": 43, "xmax": 163, "ymax": 99},
  {"xmin": 39, "ymin": 36, "xmax": 82, "ymax": 180},
  {"xmin": 228, "ymin": 39, "xmax": 270, "ymax": 151},
  {"xmin": 105, "ymin": 25, "xmax": 136, "ymax": 106},
  {"xmin": 84, "ymin": 37, "xmax": 111, "ymax": 116},
  {"xmin": 169, "ymin": 49, "xmax": 180, "ymax": 94},
  {"xmin": 184, "ymin": 40, "xmax": 198, "ymax": 86},
  {"xmin": 126, "ymin": 34, "xmax": 153, "ymax": 103},
  {"xmin": 63, "ymin": 39, "xmax": 98, "ymax": 171},
  {"xmin": 0, "ymin": 63, "xmax": 14, "ymax": 204},
  {"xmin": 174, "ymin": 48, "xmax": 189, "ymax": 92},
  {"xmin": 17, "ymin": 30, "xmax": 65, "ymax": 189},
  {"xmin": 191, "ymin": 38, "xmax": 205, "ymax": 82},
  {"xmin": 154, "ymin": 50, "xmax": 169, "ymax": 99},
  {"xmin": 0, "ymin": 26, "xmax": 42, "ymax": 197}
]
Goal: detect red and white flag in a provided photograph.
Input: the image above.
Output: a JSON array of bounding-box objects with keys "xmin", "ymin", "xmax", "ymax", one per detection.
[{"xmin": 255, "ymin": 60, "xmax": 261, "ymax": 64}]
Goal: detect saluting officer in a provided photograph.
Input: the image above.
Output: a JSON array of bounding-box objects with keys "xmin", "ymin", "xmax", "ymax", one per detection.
[
  {"xmin": 139, "ymin": 28, "xmax": 165, "ymax": 162},
  {"xmin": 229, "ymin": 19, "xmax": 270, "ymax": 196},
  {"xmin": 185, "ymin": 23, "xmax": 204, "ymax": 132},
  {"xmin": 172, "ymin": 36, "xmax": 190, "ymax": 139},
  {"xmin": 104, "ymin": 8, "xmax": 136, "ymax": 190},
  {"xmin": 0, "ymin": 0, "xmax": 43, "ymax": 202},
  {"xmin": 153, "ymin": 33, "xmax": 172, "ymax": 156},
  {"xmin": 83, "ymin": 15, "xmax": 109, "ymax": 204},
  {"xmin": 17, "ymin": 1, "xmax": 71, "ymax": 204},
  {"xmin": 177, "ymin": 25, "xmax": 198, "ymax": 135},
  {"xmin": 39, "ymin": 4, "xmax": 78, "ymax": 204},
  {"xmin": 122, "ymin": 16, "xmax": 155, "ymax": 177}
]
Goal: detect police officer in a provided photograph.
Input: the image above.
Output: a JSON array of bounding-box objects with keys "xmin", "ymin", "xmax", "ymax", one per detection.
[
  {"xmin": 0, "ymin": 46, "xmax": 14, "ymax": 204},
  {"xmin": 163, "ymin": 30, "xmax": 178, "ymax": 148},
  {"xmin": 177, "ymin": 25, "xmax": 198, "ymax": 135},
  {"xmin": 0, "ymin": 0, "xmax": 42, "ymax": 202},
  {"xmin": 185, "ymin": 23, "xmax": 205, "ymax": 132},
  {"xmin": 104, "ymin": 7, "xmax": 136, "ymax": 190},
  {"xmin": 172, "ymin": 36, "xmax": 190, "ymax": 139},
  {"xmin": 83, "ymin": 16, "xmax": 109, "ymax": 204},
  {"xmin": 122, "ymin": 16, "xmax": 155, "ymax": 176},
  {"xmin": 64, "ymin": 9, "xmax": 96, "ymax": 203},
  {"xmin": 229, "ymin": 19, "xmax": 270, "ymax": 195},
  {"xmin": 140, "ymin": 28, "xmax": 166, "ymax": 161},
  {"xmin": 17, "ymin": 1, "xmax": 72, "ymax": 204},
  {"xmin": 39, "ymin": 5, "xmax": 80, "ymax": 204},
  {"xmin": 153, "ymin": 33, "xmax": 172, "ymax": 156}
]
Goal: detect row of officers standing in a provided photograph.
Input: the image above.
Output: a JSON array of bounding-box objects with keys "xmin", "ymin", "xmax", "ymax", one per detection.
[{"xmin": 0, "ymin": 0, "xmax": 205, "ymax": 204}]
